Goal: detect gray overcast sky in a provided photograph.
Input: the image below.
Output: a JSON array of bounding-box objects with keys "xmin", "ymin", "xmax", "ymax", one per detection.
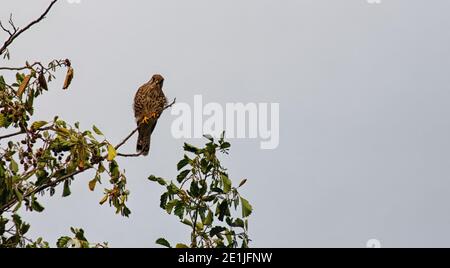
[{"xmin": 1, "ymin": 0, "xmax": 450, "ymax": 247}]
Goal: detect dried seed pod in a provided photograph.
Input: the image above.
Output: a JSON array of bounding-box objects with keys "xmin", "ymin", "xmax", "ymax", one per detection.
[
  {"xmin": 62, "ymin": 66, "xmax": 74, "ymax": 90},
  {"xmin": 38, "ymin": 71, "xmax": 48, "ymax": 90},
  {"xmin": 17, "ymin": 75, "xmax": 31, "ymax": 97}
]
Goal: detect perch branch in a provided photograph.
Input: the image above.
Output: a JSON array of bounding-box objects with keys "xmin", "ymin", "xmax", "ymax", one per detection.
[{"xmin": 117, "ymin": 152, "xmax": 143, "ymax": 157}]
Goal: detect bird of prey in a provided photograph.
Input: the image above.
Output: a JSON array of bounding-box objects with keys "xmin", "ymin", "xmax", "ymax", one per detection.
[{"xmin": 133, "ymin": 74, "xmax": 168, "ymax": 156}]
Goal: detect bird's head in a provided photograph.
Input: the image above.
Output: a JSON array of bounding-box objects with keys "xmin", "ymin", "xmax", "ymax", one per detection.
[{"xmin": 151, "ymin": 74, "xmax": 164, "ymax": 87}]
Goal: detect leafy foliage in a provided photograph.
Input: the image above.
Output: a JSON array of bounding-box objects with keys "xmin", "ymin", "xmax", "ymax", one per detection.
[
  {"xmin": 0, "ymin": 58, "xmax": 130, "ymax": 247},
  {"xmin": 150, "ymin": 133, "xmax": 252, "ymax": 248},
  {"xmin": 57, "ymin": 227, "xmax": 108, "ymax": 248}
]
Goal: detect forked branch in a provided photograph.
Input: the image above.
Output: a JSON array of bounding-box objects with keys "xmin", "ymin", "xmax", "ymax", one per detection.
[{"xmin": 0, "ymin": 0, "xmax": 58, "ymax": 55}]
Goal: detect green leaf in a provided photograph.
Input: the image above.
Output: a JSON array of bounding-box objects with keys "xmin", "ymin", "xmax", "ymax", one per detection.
[
  {"xmin": 155, "ymin": 238, "xmax": 171, "ymax": 248},
  {"xmin": 232, "ymin": 218, "xmax": 245, "ymax": 228},
  {"xmin": 93, "ymin": 125, "xmax": 103, "ymax": 136},
  {"xmin": 57, "ymin": 236, "xmax": 72, "ymax": 248},
  {"xmin": 31, "ymin": 121, "xmax": 48, "ymax": 130},
  {"xmin": 123, "ymin": 206, "xmax": 131, "ymax": 217},
  {"xmin": 196, "ymin": 221, "xmax": 204, "ymax": 231},
  {"xmin": 16, "ymin": 72, "xmax": 24, "ymax": 83},
  {"xmin": 222, "ymin": 174, "xmax": 232, "ymax": 194},
  {"xmin": 220, "ymin": 142, "xmax": 231, "ymax": 150},
  {"xmin": 167, "ymin": 182, "xmax": 179, "ymax": 195},
  {"xmin": 35, "ymin": 170, "xmax": 50, "ymax": 186},
  {"xmin": 190, "ymin": 181, "xmax": 200, "ymax": 197},
  {"xmin": 12, "ymin": 214, "xmax": 22, "ymax": 226},
  {"xmin": 14, "ymin": 188, "xmax": 23, "ymax": 202},
  {"xmin": 21, "ymin": 223, "xmax": 30, "ymax": 235},
  {"xmin": 199, "ymin": 179, "xmax": 207, "ymax": 196},
  {"xmin": 148, "ymin": 175, "xmax": 166, "ymax": 186},
  {"xmin": 202, "ymin": 195, "xmax": 216, "ymax": 202},
  {"xmin": 204, "ymin": 209, "xmax": 213, "ymax": 226},
  {"xmin": 240, "ymin": 197, "xmax": 252, "ymax": 218},
  {"xmin": 176, "ymin": 170, "xmax": 190, "ymax": 183},
  {"xmin": 183, "ymin": 143, "xmax": 200, "ymax": 154},
  {"xmin": 109, "ymin": 160, "xmax": 120, "ymax": 179},
  {"xmin": 107, "ymin": 144, "xmax": 117, "ymax": 161},
  {"xmin": 0, "ymin": 76, "xmax": 5, "ymax": 90},
  {"xmin": 62, "ymin": 180, "xmax": 71, "ymax": 197},
  {"xmin": 148, "ymin": 175, "xmax": 157, "ymax": 182},
  {"xmin": 159, "ymin": 193, "xmax": 168, "ymax": 209},
  {"xmin": 0, "ymin": 114, "xmax": 6, "ymax": 128},
  {"xmin": 216, "ymin": 200, "xmax": 230, "ymax": 221},
  {"xmin": 0, "ymin": 218, "xmax": 7, "ymax": 235},
  {"xmin": 9, "ymin": 160, "xmax": 18, "ymax": 174},
  {"xmin": 74, "ymin": 228, "xmax": 87, "ymax": 241},
  {"xmin": 98, "ymin": 162, "xmax": 105, "ymax": 173},
  {"xmin": 31, "ymin": 199, "xmax": 45, "ymax": 212},
  {"xmin": 225, "ymin": 232, "xmax": 232, "ymax": 245},
  {"xmin": 177, "ymin": 155, "xmax": 190, "ymax": 171},
  {"xmin": 182, "ymin": 218, "xmax": 192, "ymax": 227},
  {"xmin": 174, "ymin": 201, "xmax": 185, "ymax": 220},
  {"xmin": 176, "ymin": 243, "xmax": 189, "ymax": 248},
  {"xmin": 238, "ymin": 179, "xmax": 247, "ymax": 188},
  {"xmin": 157, "ymin": 177, "xmax": 167, "ymax": 186},
  {"xmin": 210, "ymin": 226, "xmax": 226, "ymax": 237},
  {"xmin": 165, "ymin": 199, "xmax": 177, "ymax": 214}
]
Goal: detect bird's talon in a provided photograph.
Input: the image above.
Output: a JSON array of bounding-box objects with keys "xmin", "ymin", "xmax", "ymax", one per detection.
[
  {"xmin": 141, "ymin": 116, "xmax": 150, "ymax": 125},
  {"xmin": 150, "ymin": 112, "xmax": 157, "ymax": 119}
]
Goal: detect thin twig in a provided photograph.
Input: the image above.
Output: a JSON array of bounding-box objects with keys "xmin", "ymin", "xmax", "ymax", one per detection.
[
  {"xmin": 117, "ymin": 152, "xmax": 143, "ymax": 157},
  {"xmin": 0, "ymin": 20, "xmax": 12, "ymax": 36},
  {"xmin": 0, "ymin": 0, "xmax": 58, "ymax": 55},
  {"xmin": 0, "ymin": 130, "xmax": 24, "ymax": 140},
  {"xmin": 0, "ymin": 124, "xmax": 55, "ymax": 141},
  {"xmin": 8, "ymin": 14, "xmax": 17, "ymax": 33},
  {"xmin": 0, "ymin": 61, "xmax": 43, "ymax": 71}
]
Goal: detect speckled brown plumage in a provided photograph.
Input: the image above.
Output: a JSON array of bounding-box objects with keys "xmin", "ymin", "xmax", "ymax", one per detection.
[{"xmin": 133, "ymin": 74, "xmax": 168, "ymax": 156}]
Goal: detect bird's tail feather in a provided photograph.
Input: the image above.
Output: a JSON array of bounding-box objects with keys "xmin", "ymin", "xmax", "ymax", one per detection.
[{"xmin": 137, "ymin": 124, "xmax": 151, "ymax": 156}]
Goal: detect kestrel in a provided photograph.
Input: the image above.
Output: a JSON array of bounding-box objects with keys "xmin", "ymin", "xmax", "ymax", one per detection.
[{"xmin": 133, "ymin": 74, "xmax": 168, "ymax": 156}]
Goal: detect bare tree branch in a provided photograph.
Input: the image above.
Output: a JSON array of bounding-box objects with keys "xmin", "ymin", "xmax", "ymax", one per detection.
[
  {"xmin": 0, "ymin": 0, "xmax": 58, "ymax": 56},
  {"xmin": 117, "ymin": 152, "xmax": 143, "ymax": 157},
  {"xmin": 163, "ymin": 97, "xmax": 177, "ymax": 111},
  {"xmin": 0, "ymin": 20, "xmax": 12, "ymax": 36},
  {"xmin": 114, "ymin": 127, "xmax": 139, "ymax": 151},
  {"xmin": 0, "ymin": 130, "xmax": 24, "ymax": 140},
  {"xmin": 8, "ymin": 14, "xmax": 17, "ymax": 33},
  {"xmin": 0, "ymin": 61, "xmax": 43, "ymax": 71}
]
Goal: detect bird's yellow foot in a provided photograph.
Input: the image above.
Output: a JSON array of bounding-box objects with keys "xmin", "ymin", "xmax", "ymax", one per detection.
[
  {"xmin": 141, "ymin": 116, "xmax": 150, "ymax": 125},
  {"xmin": 150, "ymin": 112, "xmax": 157, "ymax": 119}
]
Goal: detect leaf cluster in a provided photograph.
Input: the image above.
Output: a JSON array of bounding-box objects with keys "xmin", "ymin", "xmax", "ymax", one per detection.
[{"xmin": 150, "ymin": 133, "xmax": 252, "ymax": 248}]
